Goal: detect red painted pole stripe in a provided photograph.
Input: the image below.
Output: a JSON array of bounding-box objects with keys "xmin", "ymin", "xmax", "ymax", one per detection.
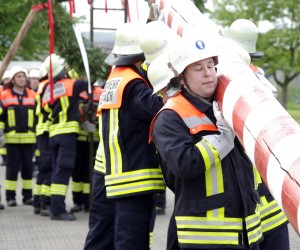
[
  {"xmin": 105, "ymin": 0, "xmax": 108, "ymax": 13},
  {"xmin": 253, "ymin": 116, "xmax": 300, "ymax": 184},
  {"xmin": 281, "ymin": 157, "xmax": 300, "ymax": 234},
  {"xmin": 232, "ymin": 86, "xmax": 274, "ymax": 146},
  {"xmin": 167, "ymin": 10, "xmax": 174, "ymax": 28},
  {"xmin": 69, "ymin": 0, "xmax": 75, "ymax": 15},
  {"xmin": 32, "ymin": 3, "xmax": 47, "ymax": 12},
  {"xmin": 159, "ymin": 0, "xmax": 165, "ymax": 11}
]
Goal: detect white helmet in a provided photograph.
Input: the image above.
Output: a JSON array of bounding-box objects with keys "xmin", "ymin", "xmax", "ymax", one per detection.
[
  {"xmin": 139, "ymin": 21, "xmax": 172, "ymax": 65},
  {"xmin": 28, "ymin": 68, "xmax": 41, "ymax": 78},
  {"xmin": 9, "ymin": 66, "xmax": 28, "ymax": 80},
  {"xmin": 112, "ymin": 22, "xmax": 144, "ymax": 55},
  {"xmin": 44, "ymin": 53, "xmax": 65, "ymax": 77},
  {"xmin": 148, "ymin": 53, "xmax": 174, "ymax": 94},
  {"xmin": 106, "ymin": 22, "xmax": 145, "ymax": 66},
  {"xmin": 227, "ymin": 19, "xmax": 263, "ymax": 58},
  {"xmin": 39, "ymin": 62, "xmax": 48, "ymax": 78},
  {"xmin": 1, "ymin": 70, "xmax": 10, "ymax": 81},
  {"xmin": 168, "ymin": 34, "xmax": 218, "ymax": 76}
]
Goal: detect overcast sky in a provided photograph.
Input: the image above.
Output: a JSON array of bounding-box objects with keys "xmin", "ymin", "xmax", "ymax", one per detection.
[{"xmin": 65, "ymin": 0, "xmax": 272, "ymax": 33}]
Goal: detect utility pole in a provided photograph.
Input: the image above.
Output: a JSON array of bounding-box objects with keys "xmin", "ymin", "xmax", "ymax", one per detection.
[{"xmin": 90, "ymin": 0, "xmax": 94, "ymax": 45}]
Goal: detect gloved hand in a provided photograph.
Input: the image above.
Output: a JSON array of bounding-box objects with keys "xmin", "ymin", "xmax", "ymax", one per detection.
[
  {"xmin": 202, "ymin": 101, "xmax": 235, "ymax": 160},
  {"xmin": 79, "ymin": 99, "xmax": 96, "ymax": 123},
  {"xmin": 80, "ymin": 121, "xmax": 96, "ymax": 133},
  {"xmin": 0, "ymin": 134, "xmax": 5, "ymax": 148}
]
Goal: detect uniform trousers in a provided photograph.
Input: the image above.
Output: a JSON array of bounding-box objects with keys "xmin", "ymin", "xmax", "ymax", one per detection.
[
  {"xmin": 50, "ymin": 133, "xmax": 77, "ymax": 215},
  {"xmin": 34, "ymin": 133, "xmax": 52, "ymax": 208},
  {"xmin": 114, "ymin": 193, "xmax": 156, "ymax": 250},
  {"xmin": 72, "ymin": 140, "xmax": 97, "ymax": 210},
  {"xmin": 84, "ymin": 171, "xmax": 115, "ymax": 250},
  {"xmin": 259, "ymin": 224, "xmax": 290, "ymax": 250},
  {"xmin": 6, "ymin": 143, "xmax": 34, "ymax": 201}
]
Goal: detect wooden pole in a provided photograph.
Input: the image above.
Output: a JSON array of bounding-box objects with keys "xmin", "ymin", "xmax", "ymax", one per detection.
[{"xmin": 0, "ymin": 8, "xmax": 37, "ymax": 79}]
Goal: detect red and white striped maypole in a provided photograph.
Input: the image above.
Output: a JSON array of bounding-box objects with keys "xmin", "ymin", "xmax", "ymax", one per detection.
[{"xmin": 150, "ymin": 0, "xmax": 300, "ymax": 236}]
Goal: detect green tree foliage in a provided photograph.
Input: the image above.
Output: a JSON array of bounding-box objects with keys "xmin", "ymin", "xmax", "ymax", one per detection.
[
  {"xmin": 211, "ymin": 0, "xmax": 300, "ymax": 108},
  {"xmin": 192, "ymin": 0, "xmax": 208, "ymax": 13},
  {"xmin": 0, "ymin": 0, "xmax": 109, "ymax": 82},
  {"xmin": 0, "ymin": 0, "xmax": 48, "ymax": 58}
]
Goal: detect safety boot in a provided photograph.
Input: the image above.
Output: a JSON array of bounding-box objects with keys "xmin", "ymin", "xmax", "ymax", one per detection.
[
  {"xmin": 51, "ymin": 212, "xmax": 76, "ymax": 221},
  {"xmin": 40, "ymin": 206, "xmax": 51, "ymax": 217},
  {"xmin": 23, "ymin": 198, "xmax": 33, "ymax": 205},
  {"xmin": 7, "ymin": 200, "xmax": 17, "ymax": 207},
  {"xmin": 70, "ymin": 204, "xmax": 83, "ymax": 213}
]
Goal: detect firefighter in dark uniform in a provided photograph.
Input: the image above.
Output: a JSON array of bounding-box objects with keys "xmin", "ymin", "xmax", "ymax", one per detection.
[
  {"xmin": 85, "ymin": 22, "xmax": 165, "ymax": 250},
  {"xmin": 151, "ymin": 34, "xmax": 265, "ymax": 249},
  {"xmin": 33, "ymin": 63, "xmax": 52, "ymax": 216},
  {"xmin": 0, "ymin": 70, "xmax": 10, "ymax": 210},
  {"xmin": 0, "ymin": 66, "xmax": 36, "ymax": 207},
  {"xmin": 42, "ymin": 54, "xmax": 90, "ymax": 221},
  {"xmin": 70, "ymin": 83, "xmax": 102, "ymax": 213}
]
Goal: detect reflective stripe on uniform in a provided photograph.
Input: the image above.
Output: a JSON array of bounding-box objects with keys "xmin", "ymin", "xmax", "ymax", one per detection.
[
  {"xmin": 106, "ymin": 179, "xmax": 165, "ymax": 198},
  {"xmin": 5, "ymin": 131, "xmax": 36, "ymax": 144},
  {"xmin": 28, "ymin": 109, "xmax": 34, "ymax": 127},
  {"xmin": 195, "ymin": 139, "xmax": 225, "ymax": 217},
  {"xmin": 94, "ymin": 114, "xmax": 106, "ymax": 174},
  {"xmin": 178, "ymin": 231, "xmax": 239, "ymax": 245},
  {"xmin": 51, "ymin": 183, "xmax": 68, "ymax": 196},
  {"xmin": 49, "ymin": 121, "xmax": 79, "ymax": 137},
  {"xmin": 72, "ymin": 181, "xmax": 83, "ymax": 192},
  {"xmin": 22, "ymin": 179, "xmax": 33, "ymax": 190},
  {"xmin": 105, "ymin": 169, "xmax": 164, "ymax": 185},
  {"xmin": 245, "ymin": 210, "xmax": 263, "ymax": 245},
  {"xmin": 34, "ymin": 184, "xmax": 42, "ymax": 196},
  {"xmin": 7, "ymin": 109, "xmax": 16, "ymax": 127},
  {"xmin": 5, "ymin": 180, "xmax": 17, "ymax": 191},
  {"xmin": 260, "ymin": 197, "xmax": 288, "ymax": 233},
  {"xmin": 83, "ymin": 183, "xmax": 90, "ymax": 194},
  {"xmin": 176, "ymin": 216, "xmax": 242, "ymax": 245},
  {"xmin": 41, "ymin": 184, "xmax": 51, "ymax": 196},
  {"xmin": 59, "ymin": 96, "xmax": 69, "ymax": 124},
  {"xmin": 36, "ymin": 122, "xmax": 51, "ymax": 136},
  {"xmin": 255, "ymin": 168, "xmax": 288, "ymax": 233},
  {"xmin": 108, "ymin": 108, "xmax": 122, "ymax": 175}
]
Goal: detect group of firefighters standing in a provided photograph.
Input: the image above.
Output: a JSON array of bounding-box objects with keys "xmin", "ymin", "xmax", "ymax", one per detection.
[
  {"xmin": 0, "ymin": 55, "xmax": 101, "ymax": 220},
  {"xmin": 0, "ymin": 16, "xmax": 291, "ymax": 250}
]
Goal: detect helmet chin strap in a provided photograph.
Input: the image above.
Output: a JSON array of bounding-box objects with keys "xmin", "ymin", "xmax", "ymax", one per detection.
[{"xmin": 182, "ymin": 71, "xmax": 212, "ymax": 105}]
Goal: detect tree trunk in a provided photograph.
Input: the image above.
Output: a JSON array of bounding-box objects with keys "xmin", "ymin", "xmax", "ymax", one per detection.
[
  {"xmin": 281, "ymin": 83, "xmax": 288, "ymax": 109},
  {"xmin": 0, "ymin": 9, "xmax": 37, "ymax": 79}
]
